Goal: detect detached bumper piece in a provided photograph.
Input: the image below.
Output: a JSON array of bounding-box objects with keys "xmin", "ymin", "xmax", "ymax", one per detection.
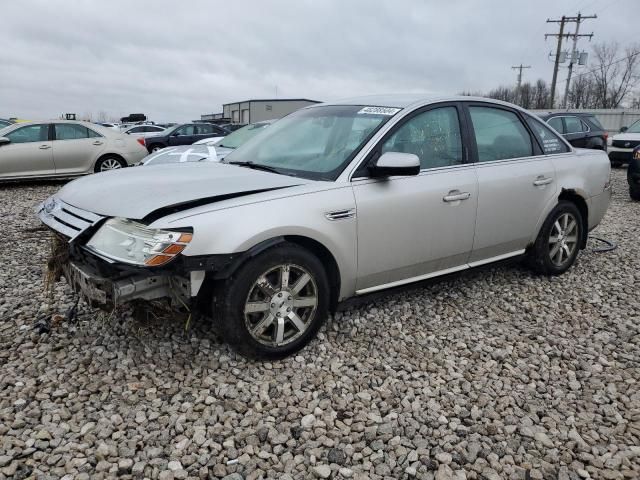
[{"xmin": 62, "ymin": 260, "xmax": 190, "ymax": 310}]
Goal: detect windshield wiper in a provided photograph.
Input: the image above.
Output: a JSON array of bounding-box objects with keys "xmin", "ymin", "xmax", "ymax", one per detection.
[{"xmin": 228, "ymin": 161, "xmax": 281, "ymax": 174}]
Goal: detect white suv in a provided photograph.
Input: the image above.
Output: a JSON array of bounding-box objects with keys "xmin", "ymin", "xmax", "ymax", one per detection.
[{"xmin": 608, "ymin": 119, "xmax": 640, "ymax": 166}]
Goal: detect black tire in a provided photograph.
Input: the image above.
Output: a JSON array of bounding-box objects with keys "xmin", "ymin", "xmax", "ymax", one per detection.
[
  {"xmin": 147, "ymin": 143, "xmax": 165, "ymax": 153},
  {"xmin": 528, "ymin": 201, "xmax": 584, "ymax": 275},
  {"xmin": 630, "ymin": 186, "xmax": 640, "ymax": 201},
  {"xmin": 94, "ymin": 155, "xmax": 126, "ymax": 173},
  {"xmin": 611, "ymin": 161, "xmax": 622, "ymax": 168},
  {"xmin": 214, "ymin": 242, "xmax": 330, "ymax": 360}
]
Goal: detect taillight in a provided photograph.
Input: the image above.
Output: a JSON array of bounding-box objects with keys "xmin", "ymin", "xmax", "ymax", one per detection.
[
  {"xmin": 137, "ymin": 138, "xmax": 145, "ymax": 147},
  {"xmin": 603, "ymin": 133, "xmax": 608, "ymax": 142}
]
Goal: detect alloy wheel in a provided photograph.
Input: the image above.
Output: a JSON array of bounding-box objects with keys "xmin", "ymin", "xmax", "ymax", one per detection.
[
  {"xmin": 100, "ymin": 158, "xmax": 123, "ymax": 171},
  {"xmin": 548, "ymin": 212, "xmax": 578, "ymax": 267},
  {"xmin": 244, "ymin": 263, "xmax": 318, "ymax": 347}
]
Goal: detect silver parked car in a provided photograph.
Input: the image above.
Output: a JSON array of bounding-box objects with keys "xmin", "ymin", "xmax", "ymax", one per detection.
[
  {"xmin": 38, "ymin": 95, "xmax": 611, "ymax": 359},
  {"xmin": 0, "ymin": 120, "xmax": 148, "ymax": 180}
]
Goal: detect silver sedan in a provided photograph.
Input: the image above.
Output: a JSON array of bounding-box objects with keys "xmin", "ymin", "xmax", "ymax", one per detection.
[
  {"xmin": 38, "ymin": 95, "xmax": 611, "ymax": 359},
  {"xmin": 0, "ymin": 120, "xmax": 148, "ymax": 180}
]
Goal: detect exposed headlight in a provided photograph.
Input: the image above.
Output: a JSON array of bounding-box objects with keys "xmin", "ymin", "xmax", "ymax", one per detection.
[{"xmin": 86, "ymin": 218, "xmax": 192, "ymax": 267}]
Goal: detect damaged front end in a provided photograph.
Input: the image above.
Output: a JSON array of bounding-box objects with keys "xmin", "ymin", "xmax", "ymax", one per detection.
[{"xmin": 39, "ymin": 197, "xmax": 208, "ymax": 312}]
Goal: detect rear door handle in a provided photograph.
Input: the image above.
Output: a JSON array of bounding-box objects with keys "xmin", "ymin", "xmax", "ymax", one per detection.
[
  {"xmin": 443, "ymin": 190, "xmax": 471, "ymax": 202},
  {"xmin": 39, "ymin": 145, "xmax": 51, "ymax": 150},
  {"xmin": 533, "ymin": 176, "xmax": 553, "ymax": 186}
]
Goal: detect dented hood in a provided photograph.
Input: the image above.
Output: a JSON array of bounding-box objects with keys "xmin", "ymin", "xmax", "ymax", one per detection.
[{"xmin": 57, "ymin": 162, "xmax": 312, "ymax": 220}]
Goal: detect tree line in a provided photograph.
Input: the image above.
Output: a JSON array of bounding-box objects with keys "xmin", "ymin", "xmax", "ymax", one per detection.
[{"xmin": 463, "ymin": 42, "xmax": 640, "ymax": 110}]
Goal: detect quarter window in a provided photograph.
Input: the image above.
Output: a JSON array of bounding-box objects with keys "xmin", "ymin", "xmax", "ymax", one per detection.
[
  {"xmin": 525, "ymin": 115, "xmax": 570, "ymax": 154},
  {"xmin": 55, "ymin": 124, "xmax": 97, "ymax": 140},
  {"xmin": 6, "ymin": 124, "xmax": 48, "ymax": 143},
  {"xmin": 469, "ymin": 107, "xmax": 533, "ymax": 162},
  {"xmin": 381, "ymin": 107, "xmax": 463, "ymax": 169},
  {"xmin": 547, "ymin": 117, "xmax": 565, "ymax": 134}
]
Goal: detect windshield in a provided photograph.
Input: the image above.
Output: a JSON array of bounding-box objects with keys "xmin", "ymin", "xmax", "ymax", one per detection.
[
  {"xmin": 627, "ymin": 119, "xmax": 640, "ymax": 134},
  {"xmin": 218, "ymin": 121, "xmax": 273, "ymax": 149},
  {"xmin": 223, "ymin": 105, "xmax": 397, "ymax": 180}
]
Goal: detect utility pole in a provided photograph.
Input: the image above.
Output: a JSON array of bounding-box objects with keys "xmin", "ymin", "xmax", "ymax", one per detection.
[
  {"xmin": 562, "ymin": 13, "xmax": 596, "ymax": 108},
  {"xmin": 546, "ymin": 16, "xmax": 566, "ymax": 109},
  {"xmin": 511, "ymin": 64, "xmax": 531, "ymax": 105},
  {"xmin": 545, "ymin": 13, "xmax": 596, "ymax": 109}
]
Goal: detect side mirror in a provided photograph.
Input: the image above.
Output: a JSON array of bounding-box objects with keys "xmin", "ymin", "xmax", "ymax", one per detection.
[
  {"xmin": 369, "ymin": 152, "xmax": 420, "ymax": 177},
  {"xmin": 0, "ymin": 136, "xmax": 10, "ymax": 146},
  {"xmin": 620, "ymin": 126, "xmax": 628, "ymax": 133}
]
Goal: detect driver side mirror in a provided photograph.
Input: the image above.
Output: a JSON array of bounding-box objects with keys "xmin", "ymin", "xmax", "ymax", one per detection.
[
  {"xmin": 369, "ymin": 152, "xmax": 420, "ymax": 177},
  {"xmin": 0, "ymin": 136, "xmax": 10, "ymax": 146},
  {"xmin": 620, "ymin": 126, "xmax": 628, "ymax": 133}
]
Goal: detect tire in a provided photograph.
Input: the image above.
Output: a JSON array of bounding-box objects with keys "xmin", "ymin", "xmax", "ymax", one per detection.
[
  {"xmin": 94, "ymin": 155, "xmax": 126, "ymax": 173},
  {"xmin": 611, "ymin": 161, "xmax": 622, "ymax": 168},
  {"xmin": 630, "ymin": 186, "xmax": 640, "ymax": 201},
  {"xmin": 148, "ymin": 144, "xmax": 165, "ymax": 153},
  {"xmin": 528, "ymin": 201, "xmax": 584, "ymax": 275},
  {"xmin": 214, "ymin": 242, "xmax": 330, "ymax": 360}
]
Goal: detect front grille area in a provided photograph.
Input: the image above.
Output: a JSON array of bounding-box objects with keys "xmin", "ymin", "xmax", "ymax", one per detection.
[
  {"xmin": 612, "ymin": 140, "xmax": 640, "ymax": 149},
  {"xmin": 37, "ymin": 198, "xmax": 104, "ymax": 241}
]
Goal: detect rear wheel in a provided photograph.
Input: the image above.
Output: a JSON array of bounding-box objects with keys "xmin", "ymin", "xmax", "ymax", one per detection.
[
  {"xmin": 214, "ymin": 243, "xmax": 330, "ymax": 359},
  {"xmin": 149, "ymin": 144, "xmax": 165, "ymax": 153},
  {"xmin": 529, "ymin": 201, "xmax": 583, "ymax": 275},
  {"xmin": 94, "ymin": 155, "xmax": 125, "ymax": 172}
]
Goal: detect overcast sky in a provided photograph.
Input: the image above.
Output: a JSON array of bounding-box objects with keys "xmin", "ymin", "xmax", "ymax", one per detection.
[{"xmin": 2, "ymin": 0, "xmax": 638, "ymax": 122}]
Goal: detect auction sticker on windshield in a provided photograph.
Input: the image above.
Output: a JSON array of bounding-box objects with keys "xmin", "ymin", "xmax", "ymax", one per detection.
[{"xmin": 357, "ymin": 106, "xmax": 401, "ymax": 115}]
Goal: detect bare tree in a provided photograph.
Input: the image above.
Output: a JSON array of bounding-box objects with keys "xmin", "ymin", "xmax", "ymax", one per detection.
[
  {"xmin": 590, "ymin": 42, "xmax": 640, "ymax": 108},
  {"xmin": 533, "ymin": 79, "xmax": 550, "ymax": 109},
  {"xmin": 96, "ymin": 111, "xmax": 108, "ymax": 123}
]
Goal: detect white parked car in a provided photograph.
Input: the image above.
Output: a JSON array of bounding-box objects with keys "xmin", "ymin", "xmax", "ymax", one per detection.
[
  {"xmin": 0, "ymin": 121, "xmax": 148, "ymax": 180},
  {"xmin": 38, "ymin": 95, "xmax": 611, "ymax": 359},
  {"xmin": 608, "ymin": 119, "xmax": 640, "ymax": 166},
  {"xmin": 123, "ymin": 125, "xmax": 166, "ymax": 138}
]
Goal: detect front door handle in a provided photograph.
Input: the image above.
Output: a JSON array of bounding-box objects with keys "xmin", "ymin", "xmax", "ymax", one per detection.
[
  {"xmin": 443, "ymin": 190, "xmax": 471, "ymax": 202},
  {"xmin": 39, "ymin": 144, "xmax": 51, "ymax": 150},
  {"xmin": 533, "ymin": 176, "xmax": 553, "ymax": 186},
  {"xmin": 92, "ymin": 141, "xmax": 103, "ymax": 146}
]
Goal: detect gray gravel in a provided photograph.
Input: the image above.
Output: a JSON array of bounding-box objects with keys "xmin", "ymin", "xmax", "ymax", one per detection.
[{"xmin": 1, "ymin": 170, "xmax": 639, "ymax": 480}]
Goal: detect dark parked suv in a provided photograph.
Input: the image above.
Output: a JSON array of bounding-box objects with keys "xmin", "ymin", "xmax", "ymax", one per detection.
[
  {"xmin": 628, "ymin": 146, "xmax": 640, "ymax": 200},
  {"xmin": 538, "ymin": 113, "xmax": 607, "ymax": 151},
  {"xmin": 144, "ymin": 123, "xmax": 229, "ymax": 153}
]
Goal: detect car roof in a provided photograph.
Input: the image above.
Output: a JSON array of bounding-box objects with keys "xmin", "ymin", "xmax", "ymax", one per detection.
[{"xmin": 312, "ymin": 94, "xmax": 533, "ymax": 111}]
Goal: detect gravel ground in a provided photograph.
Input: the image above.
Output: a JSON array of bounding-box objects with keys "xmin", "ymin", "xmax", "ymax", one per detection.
[{"xmin": 0, "ymin": 169, "xmax": 639, "ymax": 480}]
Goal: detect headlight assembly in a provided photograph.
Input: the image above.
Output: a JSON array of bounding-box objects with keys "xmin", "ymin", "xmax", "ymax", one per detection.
[{"xmin": 86, "ymin": 218, "xmax": 192, "ymax": 267}]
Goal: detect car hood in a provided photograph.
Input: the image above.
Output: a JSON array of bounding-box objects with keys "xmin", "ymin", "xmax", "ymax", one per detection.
[
  {"xmin": 612, "ymin": 132, "xmax": 640, "ymax": 141},
  {"xmin": 57, "ymin": 162, "xmax": 313, "ymax": 220}
]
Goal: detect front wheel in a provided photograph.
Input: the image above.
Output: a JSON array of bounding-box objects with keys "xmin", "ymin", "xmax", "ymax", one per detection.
[
  {"xmin": 529, "ymin": 201, "xmax": 583, "ymax": 275},
  {"xmin": 630, "ymin": 186, "xmax": 640, "ymax": 201},
  {"xmin": 214, "ymin": 243, "xmax": 330, "ymax": 359}
]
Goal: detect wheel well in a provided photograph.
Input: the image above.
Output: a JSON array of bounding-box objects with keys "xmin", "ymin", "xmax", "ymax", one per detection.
[
  {"xmin": 283, "ymin": 235, "xmax": 341, "ymax": 312},
  {"xmin": 95, "ymin": 153, "xmax": 125, "ymax": 168},
  {"xmin": 558, "ymin": 190, "xmax": 589, "ymax": 248}
]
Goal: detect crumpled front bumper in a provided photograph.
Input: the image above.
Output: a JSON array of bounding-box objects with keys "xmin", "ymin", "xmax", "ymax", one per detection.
[{"xmin": 62, "ymin": 260, "xmax": 190, "ymax": 309}]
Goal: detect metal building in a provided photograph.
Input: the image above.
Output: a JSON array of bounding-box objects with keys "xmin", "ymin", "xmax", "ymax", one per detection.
[{"xmin": 222, "ymin": 99, "xmax": 321, "ymax": 124}]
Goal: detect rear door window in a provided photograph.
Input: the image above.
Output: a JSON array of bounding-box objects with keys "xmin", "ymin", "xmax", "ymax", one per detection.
[
  {"xmin": 55, "ymin": 124, "xmax": 92, "ymax": 140},
  {"xmin": 468, "ymin": 106, "xmax": 533, "ymax": 162},
  {"xmin": 525, "ymin": 115, "xmax": 570, "ymax": 154},
  {"xmin": 547, "ymin": 117, "xmax": 565, "ymax": 134},
  {"xmin": 564, "ymin": 116, "xmax": 584, "ymax": 134}
]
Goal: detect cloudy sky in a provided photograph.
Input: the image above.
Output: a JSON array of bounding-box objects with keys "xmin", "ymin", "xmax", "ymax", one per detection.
[{"xmin": 2, "ymin": 0, "xmax": 638, "ymax": 122}]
